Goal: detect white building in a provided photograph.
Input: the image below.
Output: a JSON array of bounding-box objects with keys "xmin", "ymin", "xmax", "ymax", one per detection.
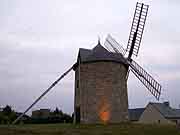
[{"xmin": 139, "ymin": 102, "xmax": 180, "ymax": 124}]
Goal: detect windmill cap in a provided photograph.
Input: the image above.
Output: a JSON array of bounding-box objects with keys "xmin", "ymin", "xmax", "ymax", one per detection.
[{"xmin": 73, "ymin": 44, "xmax": 128, "ymax": 70}]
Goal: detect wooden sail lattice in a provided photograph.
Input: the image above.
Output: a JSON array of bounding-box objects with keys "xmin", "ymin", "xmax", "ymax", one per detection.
[
  {"xmin": 126, "ymin": 2, "xmax": 149, "ymax": 58},
  {"xmin": 129, "ymin": 60, "xmax": 161, "ymax": 100},
  {"xmin": 104, "ymin": 34, "xmax": 126, "ymax": 55}
]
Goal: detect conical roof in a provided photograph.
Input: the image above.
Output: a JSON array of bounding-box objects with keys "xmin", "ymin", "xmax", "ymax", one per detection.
[{"xmin": 77, "ymin": 43, "xmax": 127, "ymax": 65}]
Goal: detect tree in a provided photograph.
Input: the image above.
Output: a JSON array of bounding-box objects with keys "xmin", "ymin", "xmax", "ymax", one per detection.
[
  {"xmin": 53, "ymin": 107, "xmax": 63, "ymax": 116},
  {"xmin": 3, "ymin": 105, "xmax": 12, "ymax": 115},
  {"xmin": 54, "ymin": 107, "xmax": 59, "ymax": 114},
  {"xmin": 62, "ymin": 113, "xmax": 73, "ymax": 123}
]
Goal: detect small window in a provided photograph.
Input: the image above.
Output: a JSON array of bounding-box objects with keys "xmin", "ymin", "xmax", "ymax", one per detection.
[{"xmin": 77, "ymin": 80, "xmax": 79, "ymax": 88}]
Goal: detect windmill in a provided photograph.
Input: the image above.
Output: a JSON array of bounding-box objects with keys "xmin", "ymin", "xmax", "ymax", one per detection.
[
  {"xmin": 13, "ymin": 2, "xmax": 161, "ymax": 124},
  {"xmin": 104, "ymin": 2, "xmax": 161, "ymax": 101}
]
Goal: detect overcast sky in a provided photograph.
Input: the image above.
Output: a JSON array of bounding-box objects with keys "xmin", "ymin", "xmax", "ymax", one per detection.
[{"xmin": 0, "ymin": 0, "xmax": 180, "ymax": 115}]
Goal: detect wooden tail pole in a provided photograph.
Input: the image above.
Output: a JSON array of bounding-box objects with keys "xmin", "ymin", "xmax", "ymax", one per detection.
[{"xmin": 12, "ymin": 65, "xmax": 74, "ymax": 125}]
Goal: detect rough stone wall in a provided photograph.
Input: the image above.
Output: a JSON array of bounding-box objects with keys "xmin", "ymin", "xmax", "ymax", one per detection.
[
  {"xmin": 74, "ymin": 61, "xmax": 129, "ymax": 124},
  {"xmin": 74, "ymin": 67, "xmax": 80, "ymax": 123}
]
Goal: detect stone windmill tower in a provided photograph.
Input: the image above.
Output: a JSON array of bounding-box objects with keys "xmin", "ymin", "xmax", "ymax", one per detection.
[
  {"xmin": 13, "ymin": 2, "xmax": 162, "ymax": 125},
  {"xmin": 73, "ymin": 2, "xmax": 162, "ymax": 124},
  {"xmin": 73, "ymin": 41, "xmax": 129, "ymax": 123}
]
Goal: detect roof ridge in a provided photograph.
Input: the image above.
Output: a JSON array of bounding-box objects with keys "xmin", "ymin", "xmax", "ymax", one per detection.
[
  {"xmin": 150, "ymin": 102, "xmax": 180, "ymax": 118},
  {"xmin": 92, "ymin": 44, "xmax": 109, "ymax": 52},
  {"xmin": 79, "ymin": 48, "xmax": 91, "ymax": 51}
]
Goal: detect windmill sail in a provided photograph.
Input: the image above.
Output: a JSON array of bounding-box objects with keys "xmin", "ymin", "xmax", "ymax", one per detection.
[
  {"xmin": 127, "ymin": 2, "xmax": 149, "ymax": 58},
  {"xmin": 129, "ymin": 60, "xmax": 161, "ymax": 100},
  {"xmin": 104, "ymin": 2, "xmax": 162, "ymax": 100},
  {"xmin": 12, "ymin": 65, "xmax": 74, "ymax": 124},
  {"xmin": 104, "ymin": 34, "xmax": 126, "ymax": 55}
]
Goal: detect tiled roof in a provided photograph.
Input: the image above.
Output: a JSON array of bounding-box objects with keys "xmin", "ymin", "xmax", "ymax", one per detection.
[
  {"xmin": 128, "ymin": 108, "xmax": 145, "ymax": 121},
  {"xmin": 150, "ymin": 102, "xmax": 180, "ymax": 119}
]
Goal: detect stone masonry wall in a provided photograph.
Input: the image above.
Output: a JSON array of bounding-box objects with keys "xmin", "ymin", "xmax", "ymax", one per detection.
[{"xmin": 74, "ymin": 61, "xmax": 129, "ymax": 123}]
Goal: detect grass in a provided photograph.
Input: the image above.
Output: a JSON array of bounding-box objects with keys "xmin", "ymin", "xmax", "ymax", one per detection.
[{"xmin": 0, "ymin": 123, "xmax": 180, "ymax": 135}]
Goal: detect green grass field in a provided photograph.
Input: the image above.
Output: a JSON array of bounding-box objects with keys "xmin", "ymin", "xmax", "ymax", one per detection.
[{"xmin": 0, "ymin": 123, "xmax": 180, "ymax": 135}]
